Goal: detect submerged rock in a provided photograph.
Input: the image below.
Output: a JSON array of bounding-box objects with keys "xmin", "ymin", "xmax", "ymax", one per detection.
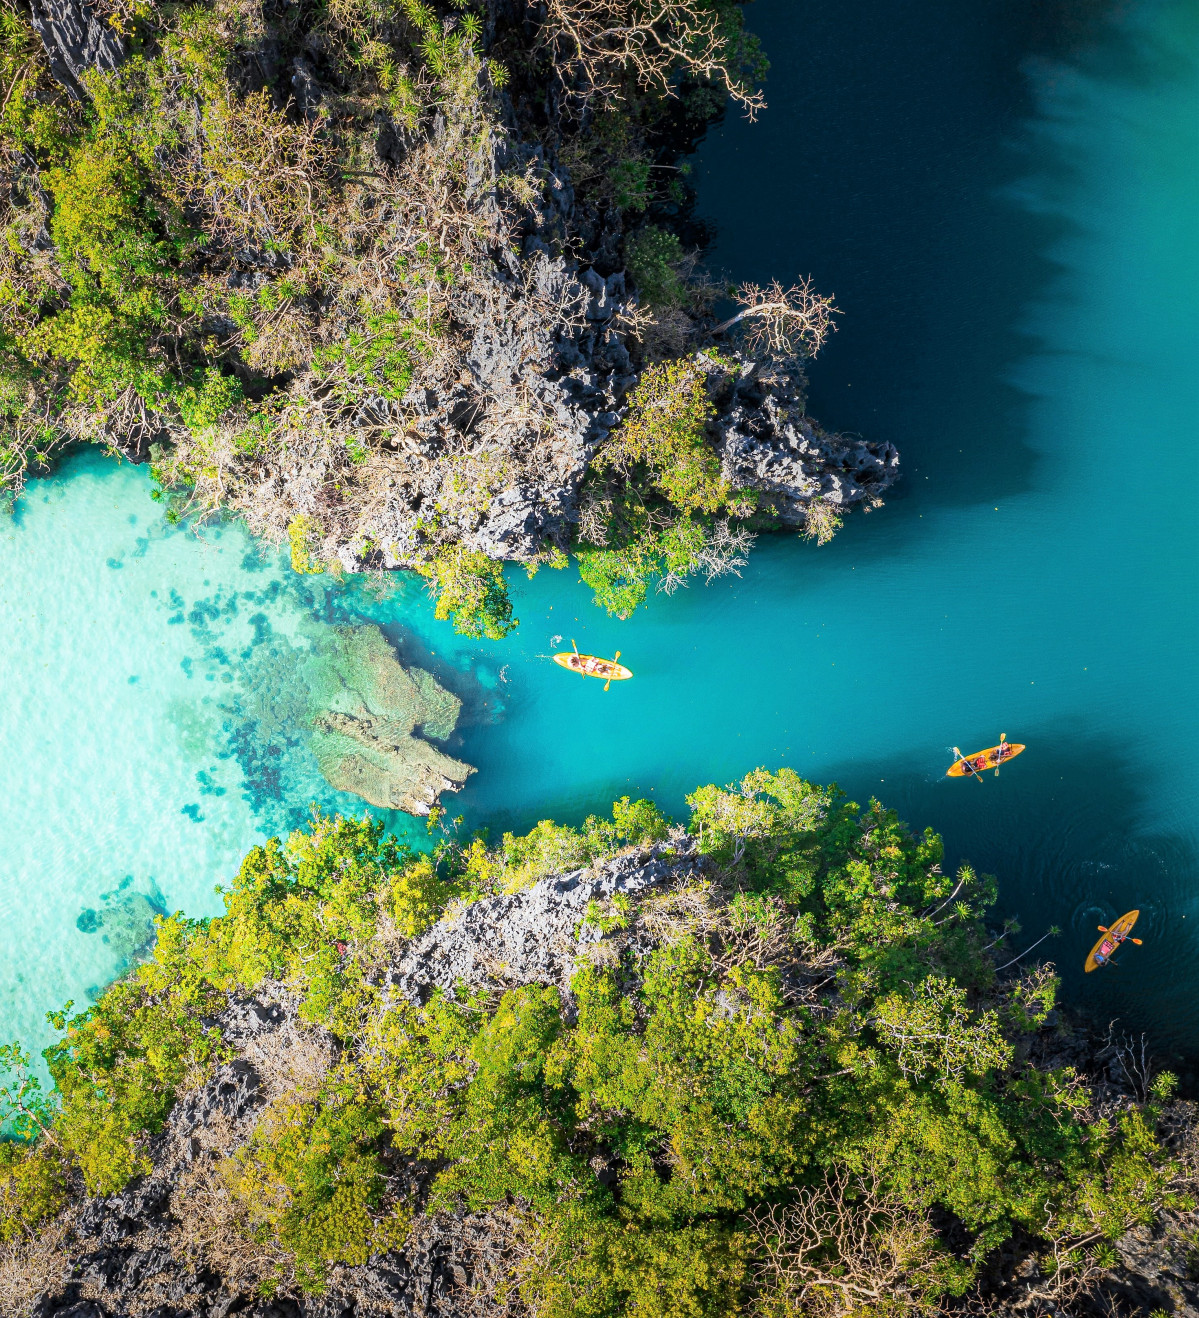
[
  {"xmin": 305, "ymin": 625, "xmax": 473, "ymax": 815},
  {"xmin": 74, "ymin": 877, "xmax": 169, "ymax": 985}
]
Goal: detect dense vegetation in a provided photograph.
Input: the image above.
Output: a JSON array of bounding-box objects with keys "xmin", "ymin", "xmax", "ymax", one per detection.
[
  {"xmin": 1, "ymin": 771, "xmax": 1189, "ymax": 1315},
  {"xmin": 0, "ymin": 0, "xmax": 868, "ymax": 640}
]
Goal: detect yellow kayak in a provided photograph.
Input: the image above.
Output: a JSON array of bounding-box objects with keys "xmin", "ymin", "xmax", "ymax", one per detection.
[
  {"xmin": 948, "ymin": 735, "xmax": 1025, "ymax": 778},
  {"xmin": 1084, "ymin": 910, "xmax": 1141, "ymax": 972},
  {"xmin": 553, "ymin": 644, "xmax": 631, "ymax": 685}
]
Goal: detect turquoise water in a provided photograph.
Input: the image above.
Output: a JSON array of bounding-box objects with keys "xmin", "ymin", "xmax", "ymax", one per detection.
[
  {"xmin": 0, "ymin": 455, "xmax": 429, "ymax": 1066},
  {"xmin": 2, "ymin": 0, "xmax": 1196, "ymax": 1065}
]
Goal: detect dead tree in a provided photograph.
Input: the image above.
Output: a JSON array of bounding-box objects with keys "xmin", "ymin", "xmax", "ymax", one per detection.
[
  {"xmin": 747, "ymin": 1169, "xmax": 946, "ymax": 1318},
  {"xmin": 711, "ymin": 277, "xmax": 838, "ymax": 359}
]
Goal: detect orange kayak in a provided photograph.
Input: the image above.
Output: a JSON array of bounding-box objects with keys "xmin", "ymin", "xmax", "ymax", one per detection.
[
  {"xmin": 947, "ymin": 742, "xmax": 1025, "ymax": 777},
  {"xmin": 1084, "ymin": 910, "xmax": 1140, "ymax": 972},
  {"xmin": 553, "ymin": 652, "xmax": 632, "ymax": 682}
]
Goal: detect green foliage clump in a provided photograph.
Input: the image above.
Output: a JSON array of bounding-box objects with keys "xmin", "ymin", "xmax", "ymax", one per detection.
[
  {"xmin": 458, "ymin": 794, "xmax": 670, "ymax": 896},
  {"xmin": 576, "ymin": 357, "xmax": 757, "ymax": 617},
  {"xmin": 387, "ymin": 854, "xmax": 451, "ymax": 938},
  {"xmin": 0, "ymin": 1140, "xmax": 66, "ymax": 1243},
  {"xmin": 576, "ymin": 515, "xmax": 713, "ymax": 619},
  {"xmin": 610, "ymin": 158, "xmax": 653, "ymax": 212},
  {"xmin": 176, "ymin": 368, "xmax": 245, "ymax": 433},
  {"xmin": 224, "ymin": 1076, "xmax": 401, "ymax": 1289},
  {"xmin": 626, "ymin": 226, "xmax": 686, "ymax": 307},
  {"xmin": 420, "ymin": 545, "xmax": 517, "ymax": 640},
  {"xmin": 312, "ymin": 311, "xmax": 419, "ymax": 404},
  {"xmin": 287, "ymin": 515, "xmax": 325, "ymax": 575},
  {"xmin": 597, "ymin": 358, "xmax": 727, "ymax": 514},
  {"xmin": 200, "ymin": 814, "xmax": 422, "ymax": 1033},
  {"xmin": 43, "ymin": 970, "xmax": 223, "ymax": 1194}
]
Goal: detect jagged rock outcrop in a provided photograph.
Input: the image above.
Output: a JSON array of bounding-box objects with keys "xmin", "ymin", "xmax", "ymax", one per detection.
[
  {"xmin": 711, "ymin": 360, "xmax": 899, "ymax": 524},
  {"xmin": 388, "ymin": 840, "xmax": 697, "ymax": 1005},
  {"xmin": 14, "ymin": 839, "xmax": 1199, "ymax": 1318},
  {"xmin": 26, "ymin": 0, "xmax": 124, "ymax": 98},
  {"xmin": 305, "ymin": 625, "xmax": 473, "ymax": 815},
  {"xmin": 16, "ymin": 0, "xmax": 901, "ymax": 574}
]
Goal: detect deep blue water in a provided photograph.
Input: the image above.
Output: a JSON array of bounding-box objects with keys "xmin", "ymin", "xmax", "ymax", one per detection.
[{"xmin": 2, "ymin": 0, "xmax": 1196, "ymax": 1069}]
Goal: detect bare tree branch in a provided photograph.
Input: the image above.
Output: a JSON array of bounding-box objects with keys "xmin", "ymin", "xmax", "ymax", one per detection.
[
  {"xmin": 711, "ymin": 277, "xmax": 838, "ymax": 359},
  {"xmin": 542, "ymin": 0, "xmax": 766, "ymax": 116}
]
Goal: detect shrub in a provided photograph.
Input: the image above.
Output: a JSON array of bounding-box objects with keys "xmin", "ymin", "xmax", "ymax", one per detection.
[
  {"xmin": 575, "ymin": 538, "xmax": 658, "ymax": 618},
  {"xmin": 594, "ymin": 358, "xmax": 728, "ymax": 515},
  {"xmin": 387, "ymin": 854, "xmax": 451, "ymax": 938},
  {"xmin": 176, "ymin": 368, "xmax": 245, "ymax": 433},
  {"xmin": 421, "ymin": 545, "xmax": 517, "ymax": 640},
  {"xmin": 0, "ymin": 1142, "xmax": 66, "ymax": 1242},
  {"xmin": 43, "ymin": 978, "xmax": 222, "ymax": 1194},
  {"xmin": 802, "ymin": 499, "xmax": 843, "ymax": 546},
  {"xmin": 224, "ymin": 1079, "xmax": 395, "ymax": 1289},
  {"xmin": 626, "ymin": 226, "xmax": 685, "ymax": 307},
  {"xmin": 287, "ymin": 515, "xmax": 325, "ymax": 574}
]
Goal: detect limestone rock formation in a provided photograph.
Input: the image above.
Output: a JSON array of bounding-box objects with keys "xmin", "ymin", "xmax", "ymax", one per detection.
[
  {"xmin": 387, "ymin": 842, "xmax": 698, "ymax": 1005},
  {"xmin": 26, "ymin": 0, "xmax": 124, "ymax": 98},
  {"xmin": 711, "ymin": 359, "xmax": 900, "ymax": 525},
  {"xmin": 17, "ymin": 839, "xmax": 1199, "ymax": 1318},
  {"xmin": 305, "ymin": 625, "xmax": 473, "ymax": 816},
  {"xmin": 14, "ymin": 0, "xmax": 901, "ymax": 572},
  {"xmin": 19, "ymin": 846, "xmax": 690, "ymax": 1318}
]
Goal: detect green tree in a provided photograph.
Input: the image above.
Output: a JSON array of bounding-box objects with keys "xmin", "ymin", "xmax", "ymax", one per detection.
[{"xmin": 421, "ymin": 545, "xmax": 517, "ymax": 640}]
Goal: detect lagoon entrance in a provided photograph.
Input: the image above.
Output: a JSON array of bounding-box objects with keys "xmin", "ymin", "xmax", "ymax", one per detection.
[{"xmin": 2, "ymin": 0, "xmax": 1196, "ymax": 1072}]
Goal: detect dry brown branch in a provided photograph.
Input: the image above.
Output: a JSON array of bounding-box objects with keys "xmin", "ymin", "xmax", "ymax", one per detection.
[
  {"xmin": 1098, "ymin": 1024, "xmax": 1157, "ymax": 1103},
  {"xmin": 712, "ymin": 277, "xmax": 838, "ymax": 360},
  {"xmin": 656, "ymin": 518, "xmax": 756, "ymax": 594},
  {"xmin": 167, "ymin": 1156, "xmax": 293, "ymax": 1296},
  {"xmin": 801, "ymin": 500, "xmax": 843, "ymax": 546},
  {"xmin": 614, "ymin": 297, "xmax": 697, "ymax": 357},
  {"xmin": 1010, "ymin": 1211, "xmax": 1110, "ymax": 1314},
  {"xmin": 747, "ymin": 1169, "xmax": 947, "ymax": 1318},
  {"xmin": 542, "ymin": 0, "xmax": 765, "ymax": 116},
  {"xmin": 0, "ymin": 1210, "xmax": 74, "ymax": 1318}
]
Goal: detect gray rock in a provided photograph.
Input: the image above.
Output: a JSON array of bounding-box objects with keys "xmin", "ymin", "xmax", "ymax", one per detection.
[
  {"xmin": 218, "ymin": 996, "xmax": 286, "ymax": 1045},
  {"xmin": 170, "ymin": 1059, "xmax": 263, "ymax": 1134},
  {"xmin": 28, "ymin": 0, "xmax": 124, "ymax": 96},
  {"xmin": 711, "ymin": 362, "xmax": 900, "ymax": 524},
  {"xmin": 75, "ymin": 1178, "xmax": 170, "ymax": 1248},
  {"xmin": 465, "ymin": 483, "xmax": 576, "ymax": 558},
  {"xmin": 388, "ymin": 842, "xmax": 697, "ymax": 1005},
  {"xmin": 290, "ymin": 56, "xmax": 322, "ymax": 122}
]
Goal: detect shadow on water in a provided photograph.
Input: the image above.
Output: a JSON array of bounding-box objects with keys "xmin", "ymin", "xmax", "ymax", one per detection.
[
  {"xmin": 693, "ymin": 0, "xmax": 1124, "ymax": 530},
  {"xmin": 819, "ymin": 724, "xmax": 1199, "ymax": 1073}
]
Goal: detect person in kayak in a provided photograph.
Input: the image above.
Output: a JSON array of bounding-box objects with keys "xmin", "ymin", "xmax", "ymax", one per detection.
[{"xmin": 1092, "ymin": 936, "xmax": 1116, "ymax": 966}]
